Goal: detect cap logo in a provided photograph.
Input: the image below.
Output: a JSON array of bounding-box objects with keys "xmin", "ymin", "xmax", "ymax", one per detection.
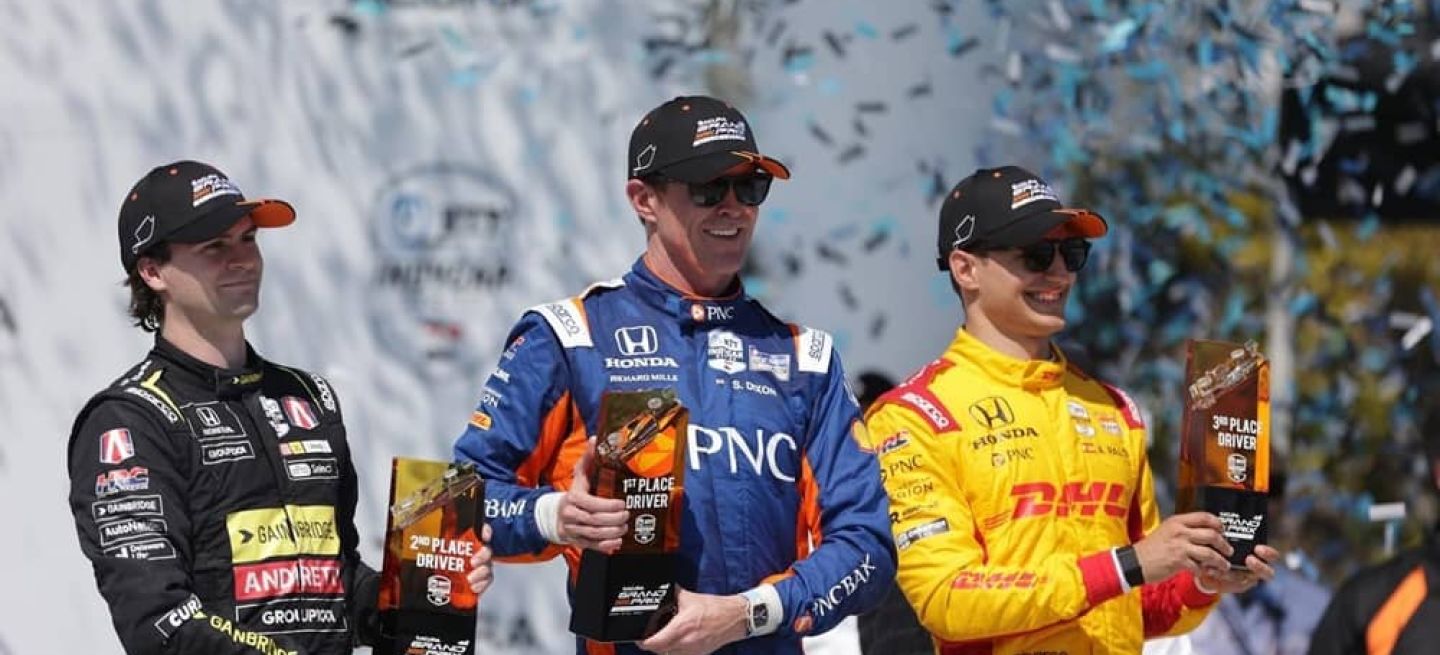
[
  {"xmin": 132, "ymin": 215, "xmax": 156, "ymax": 253},
  {"xmin": 633, "ymin": 144, "xmax": 657, "ymax": 175},
  {"xmin": 693, "ymin": 116, "xmax": 747, "ymax": 147},
  {"xmin": 1011, "ymin": 179, "xmax": 1060, "ymax": 210},
  {"xmin": 191, "ymin": 174, "xmax": 242, "ymax": 207},
  {"xmin": 952, "ymin": 214, "xmax": 975, "ymax": 248}
]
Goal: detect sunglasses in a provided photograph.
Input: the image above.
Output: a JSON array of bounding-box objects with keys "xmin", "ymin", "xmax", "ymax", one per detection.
[
  {"xmin": 992, "ymin": 238, "xmax": 1092, "ymax": 273},
  {"xmin": 651, "ymin": 174, "xmax": 773, "ymax": 207}
]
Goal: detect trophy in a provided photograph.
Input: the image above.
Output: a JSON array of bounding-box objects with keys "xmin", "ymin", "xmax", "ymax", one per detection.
[
  {"xmin": 376, "ymin": 458, "xmax": 485, "ymax": 655},
  {"xmin": 569, "ymin": 389, "xmax": 688, "ymax": 642},
  {"xmin": 1178, "ymin": 340, "xmax": 1271, "ymax": 568}
]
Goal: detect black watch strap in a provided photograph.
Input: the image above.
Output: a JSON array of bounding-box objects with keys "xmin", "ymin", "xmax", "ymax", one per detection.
[{"xmin": 1116, "ymin": 545, "xmax": 1145, "ymax": 588}]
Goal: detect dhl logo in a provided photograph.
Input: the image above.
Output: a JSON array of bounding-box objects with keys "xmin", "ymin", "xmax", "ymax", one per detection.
[{"xmin": 1010, "ymin": 481, "xmax": 1127, "ymax": 519}]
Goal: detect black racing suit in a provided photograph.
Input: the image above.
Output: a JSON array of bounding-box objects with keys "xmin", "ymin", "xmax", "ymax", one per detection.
[
  {"xmin": 1308, "ymin": 536, "xmax": 1440, "ymax": 655},
  {"xmin": 67, "ymin": 337, "xmax": 379, "ymax": 654}
]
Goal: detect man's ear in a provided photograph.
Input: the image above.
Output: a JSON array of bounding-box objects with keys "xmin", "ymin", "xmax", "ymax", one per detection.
[
  {"xmin": 949, "ymin": 249, "xmax": 982, "ymax": 294},
  {"xmin": 136, "ymin": 257, "xmax": 166, "ymax": 293},
  {"xmin": 626, "ymin": 179, "xmax": 659, "ymax": 230}
]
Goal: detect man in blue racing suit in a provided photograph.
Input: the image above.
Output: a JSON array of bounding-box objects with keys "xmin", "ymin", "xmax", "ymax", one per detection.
[{"xmin": 454, "ymin": 95, "xmax": 895, "ymax": 655}]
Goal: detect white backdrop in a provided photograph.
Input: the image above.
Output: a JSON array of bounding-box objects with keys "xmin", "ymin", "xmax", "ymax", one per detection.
[{"xmin": 0, "ymin": 1, "xmax": 993, "ymax": 652}]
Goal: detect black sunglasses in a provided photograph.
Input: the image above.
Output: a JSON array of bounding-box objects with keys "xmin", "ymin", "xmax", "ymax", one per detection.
[
  {"xmin": 650, "ymin": 174, "xmax": 773, "ymax": 207},
  {"xmin": 994, "ymin": 238, "xmax": 1092, "ymax": 273}
]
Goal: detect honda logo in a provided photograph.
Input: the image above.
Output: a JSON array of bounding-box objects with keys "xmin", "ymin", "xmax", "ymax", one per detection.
[
  {"xmin": 968, "ymin": 396, "xmax": 1015, "ymax": 429},
  {"xmin": 615, "ymin": 326, "xmax": 659, "ymax": 356},
  {"xmin": 196, "ymin": 406, "xmax": 222, "ymax": 428}
]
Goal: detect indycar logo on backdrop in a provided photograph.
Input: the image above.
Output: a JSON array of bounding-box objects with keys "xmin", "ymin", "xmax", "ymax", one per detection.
[{"xmin": 367, "ymin": 164, "xmax": 520, "ymax": 369}]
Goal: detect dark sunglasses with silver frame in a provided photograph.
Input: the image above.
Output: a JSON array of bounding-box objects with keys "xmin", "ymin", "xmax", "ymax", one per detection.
[
  {"xmin": 647, "ymin": 173, "xmax": 774, "ymax": 208},
  {"xmin": 983, "ymin": 238, "xmax": 1093, "ymax": 273}
]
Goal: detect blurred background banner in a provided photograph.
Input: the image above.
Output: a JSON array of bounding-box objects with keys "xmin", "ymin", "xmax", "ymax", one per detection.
[{"xmin": 6, "ymin": 1, "xmax": 1440, "ymax": 653}]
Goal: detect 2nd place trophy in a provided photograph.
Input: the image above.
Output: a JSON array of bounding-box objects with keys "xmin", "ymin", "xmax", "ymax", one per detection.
[{"xmin": 376, "ymin": 459, "xmax": 486, "ymax": 655}]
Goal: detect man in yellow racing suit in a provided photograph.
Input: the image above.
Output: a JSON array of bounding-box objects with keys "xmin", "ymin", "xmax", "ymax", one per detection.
[{"xmin": 866, "ymin": 166, "xmax": 1280, "ymax": 654}]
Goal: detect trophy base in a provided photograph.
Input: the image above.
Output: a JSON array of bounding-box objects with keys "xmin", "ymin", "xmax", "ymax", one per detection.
[
  {"xmin": 570, "ymin": 550, "xmax": 679, "ymax": 643},
  {"xmin": 1190, "ymin": 485, "xmax": 1268, "ymax": 569},
  {"xmin": 376, "ymin": 611, "xmax": 476, "ymax": 655}
]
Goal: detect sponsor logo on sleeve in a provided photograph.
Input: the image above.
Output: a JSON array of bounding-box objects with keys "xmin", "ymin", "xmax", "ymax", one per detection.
[
  {"xmin": 258, "ymin": 395, "xmax": 291, "ymax": 438},
  {"xmin": 95, "ymin": 466, "xmax": 150, "ymax": 497},
  {"xmin": 153, "ymin": 594, "xmax": 203, "ymax": 639},
  {"xmin": 105, "ymin": 537, "xmax": 176, "ymax": 561},
  {"xmin": 99, "ymin": 428, "xmax": 136, "ymax": 465},
  {"xmin": 309, "ymin": 373, "xmax": 337, "ymax": 412},
  {"xmin": 202, "ymin": 440, "xmax": 256, "ymax": 465},
  {"xmin": 123, "ymin": 386, "xmax": 180, "ymax": 423},
  {"xmin": 897, "ymin": 518, "xmax": 950, "ymax": 550},
  {"xmin": 811, "ymin": 553, "xmax": 877, "ymax": 617},
  {"xmin": 285, "ymin": 457, "xmax": 340, "ymax": 482},
  {"xmin": 876, "ymin": 432, "xmax": 911, "ymax": 456},
  {"xmin": 469, "ymin": 411, "xmax": 493, "ymax": 431},
  {"xmin": 92, "ymin": 494, "xmax": 163, "ymax": 521},
  {"xmin": 281, "ymin": 397, "xmax": 319, "ymax": 430},
  {"xmin": 99, "ymin": 517, "xmax": 168, "ymax": 547}
]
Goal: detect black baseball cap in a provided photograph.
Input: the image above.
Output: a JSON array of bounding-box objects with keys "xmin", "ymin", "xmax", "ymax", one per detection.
[
  {"xmin": 936, "ymin": 165, "xmax": 1108, "ymax": 270},
  {"xmin": 628, "ymin": 95, "xmax": 791, "ymax": 183},
  {"xmin": 118, "ymin": 160, "xmax": 296, "ymax": 273}
]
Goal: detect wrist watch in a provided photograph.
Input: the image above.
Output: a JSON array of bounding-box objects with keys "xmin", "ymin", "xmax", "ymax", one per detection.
[
  {"xmin": 741, "ymin": 587, "xmax": 780, "ymax": 637},
  {"xmin": 1116, "ymin": 545, "xmax": 1146, "ymax": 588}
]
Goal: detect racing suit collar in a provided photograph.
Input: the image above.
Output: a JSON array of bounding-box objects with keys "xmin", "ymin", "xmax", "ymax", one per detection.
[
  {"xmin": 945, "ymin": 326, "xmax": 1067, "ymax": 391},
  {"xmin": 151, "ymin": 335, "xmax": 265, "ymax": 398},
  {"xmin": 627, "ymin": 258, "xmax": 748, "ymax": 326}
]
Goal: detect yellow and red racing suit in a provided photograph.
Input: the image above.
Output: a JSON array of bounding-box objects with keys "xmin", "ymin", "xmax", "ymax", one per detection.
[{"xmin": 864, "ymin": 328, "xmax": 1217, "ymax": 654}]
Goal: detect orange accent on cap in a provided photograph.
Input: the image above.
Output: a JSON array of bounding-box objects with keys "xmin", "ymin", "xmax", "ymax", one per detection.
[
  {"xmin": 952, "ymin": 190, "xmax": 961, "ymax": 199},
  {"xmin": 130, "ymin": 193, "xmax": 138, "ymax": 201},
  {"xmin": 168, "ymin": 168, "xmax": 178, "ymax": 175},
  {"xmin": 681, "ymin": 104, "xmax": 691, "ymax": 111}
]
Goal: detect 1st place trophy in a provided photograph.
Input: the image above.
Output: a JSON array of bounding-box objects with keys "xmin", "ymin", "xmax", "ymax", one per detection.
[
  {"xmin": 1178, "ymin": 340, "xmax": 1271, "ymax": 568},
  {"xmin": 376, "ymin": 459, "xmax": 485, "ymax": 655},
  {"xmin": 570, "ymin": 389, "xmax": 688, "ymax": 642}
]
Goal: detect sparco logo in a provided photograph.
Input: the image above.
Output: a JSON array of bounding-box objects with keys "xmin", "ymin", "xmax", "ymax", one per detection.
[
  {"xmin": 548, "ymin": 303, "xmax": 582, "ymax": 336},
  {"xmin": 968, "ymin": 396, "xmax": 1015, "ymax": 429},
  {"xmin": 615, "ymin": 326, "xmax": 659, "ymax": 355},
  {"xmin": 901, "ymin": 392, "xmax": 951, "ymax": 430}
]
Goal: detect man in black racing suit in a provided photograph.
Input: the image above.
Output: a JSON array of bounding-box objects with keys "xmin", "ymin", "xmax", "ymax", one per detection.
[{"xmin": 67, "ymin": 161, "xmax": 382, "ymax": 654}]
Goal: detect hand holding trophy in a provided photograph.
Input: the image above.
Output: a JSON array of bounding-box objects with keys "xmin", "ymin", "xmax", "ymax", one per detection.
[
  {"xmin": 1178, "ymin": 340, "xmax": 1271, "ymax": 570},
  {"xmin": 570, "ymin": 389, "xmax": 689, "ymax": 643}
]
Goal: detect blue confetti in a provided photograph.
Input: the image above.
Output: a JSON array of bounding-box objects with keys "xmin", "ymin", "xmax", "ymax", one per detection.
[
  {"xmin": 855, "ymin": 20, "xmax": 879, "ymax": 39},
  {"xmin": 1100, "ymin": 18, "xmax": 1139, "ymax": 54}
]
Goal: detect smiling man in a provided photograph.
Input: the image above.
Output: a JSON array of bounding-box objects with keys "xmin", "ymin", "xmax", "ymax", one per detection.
[
  {"xmin": 454, "ymin": 96, "xmax": 894, "ymax": 655},
  {"xmin": 864, "ymin": 166, "xmax": 1281, "ymax": 654},
  {"xmin": 66, "ymin": 161, "xmax": 492, "ymax": 654}
]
